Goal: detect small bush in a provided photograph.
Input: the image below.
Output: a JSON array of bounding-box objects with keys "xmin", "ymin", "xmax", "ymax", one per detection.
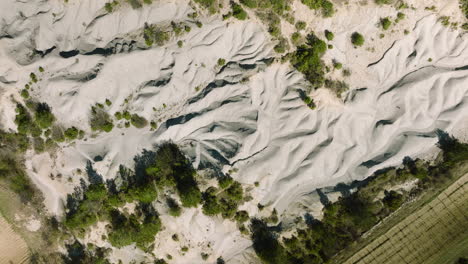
[
  {"xmin": 375, "ymin": 0, "xmax": 393, "ymax": 4},
  {"xmin": 130, "ymin": 114, "xmax": 148, "ymax": 128},
  {"xmin": 232, "ymin": 2, "xmax": 247, "ymax": 20},
  {"xmin": 351, "ymin": 32, "xmax": 364, "ymax": 46},
  {"xmin": 20, "ymin": 89, "xmax": 29, "ymax": 99},
  {"xmin": 324, "ymin": 30, "xmax": 334, "ymax": 41},
  {"xmin": 35, "ymin": 103, "xmax": 55, "ymax": 129},
  {"xmin": 167, "ymin": 197, "xmax": 182, "ymax": 217},
  {"xmin": 90, "ymin": 106, "xmax": 114, "ymax": 133},
  {"xmin": 291, "ymin": 32, "xmax": 302, "ymax": 46},
  {"xmin": 30, "ymin": 72, "xmax": 38, "ymax": 83},
  {"xmin": 333, "ymin": 61, "xmax": 342, "ymax": 69},
  {"xmin": 219, "ymin": 175, "xmax": 233, "ymax": 189},
  {"xmin": 301, "ymin": 0, "xmax": 334, "ymax": 17},
  {"xmin": 295, "ymin": 21, "xmax": 306, "ymax": 31},
  {"xmin": 381, "ymin": 17, "xmax": 391, "ymax": 30},
  {"xmin": 240, "ymin": 0, "xmax": 257, "ymax": 8},
  {"xmin": 64, "ymin": 127, "xmax": 83, "ymax": 141},
  {"xmin": 217, "ymin": 58, "xmax": 226, "ymax": 66},
  {"xmin": 126, "ymin": 0, "xmax": 142, "ymax": 9}
]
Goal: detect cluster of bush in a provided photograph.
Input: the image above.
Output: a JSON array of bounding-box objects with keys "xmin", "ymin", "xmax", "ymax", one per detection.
[
  {"xmin": 290, "ymin": 33, "xmax": 327, "ymax": 89},
  {"xmin": 143, "ymin": 24, "xmax": 169, "ymax": 47},
  {"xmin": 64, "ymin": 143, "xmax": 202, "ymax": 249},
  {"xmin": 202, "ymin": 176, "xmax": 246, "ymax": 216},
  {"xmin": 0, "ymin": 131, "xmax": 35, "ymax": 202},
  {"xmin": 301, "ymin": 0, "xmax": 334, "ymax": 18},
  {"xmin": 250, "ymin": 130, "xmax": 468, "ymax": 264}
]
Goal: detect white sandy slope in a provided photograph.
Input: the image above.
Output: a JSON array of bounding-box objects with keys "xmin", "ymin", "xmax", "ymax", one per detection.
[{"xmin": 0, "ymin": 0, "xmax": 468, "ymax": 263}]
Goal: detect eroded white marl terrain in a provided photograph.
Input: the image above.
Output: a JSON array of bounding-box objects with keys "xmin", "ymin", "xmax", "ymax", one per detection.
[{"xmin": 0, "ymin": 0, "xmax": 467, "ymax": 263}]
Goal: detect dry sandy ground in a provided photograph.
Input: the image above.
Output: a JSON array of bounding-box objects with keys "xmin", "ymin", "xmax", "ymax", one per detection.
[{"xmin": 0, "ymin": 215, "xmax": 29, "ymax": 264}]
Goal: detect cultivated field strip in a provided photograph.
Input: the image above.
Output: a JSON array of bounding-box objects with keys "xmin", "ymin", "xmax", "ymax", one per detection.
[{"xmin": 344, "ymin": 173, "xmax": 468, "ymax": 264}]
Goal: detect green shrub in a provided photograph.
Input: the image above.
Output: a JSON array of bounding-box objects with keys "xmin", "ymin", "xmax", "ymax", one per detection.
[
  {"xmin": 167, "ymin": 197, "xmax": 182, "ymax": 217},
  {"xmin": 64, "ymin": 127, "xmax": 84, "ymax": 141},
  {"xmin": 130, "ymin": 114, "xmax": 148, "ymax": 128},
  {"xmin": 295, "ymin": 21, "xmax": 306, "ymax": 31},
  {"xmin": 324, "ymin": 30, "xmax": 334, "ymax": 41},
  {"xmin": 351, "ymin": 32, "xmax": 364, "ymax": 46},
  {"xmin": 301, "ymin": 0, "xmax": 334, "ymax": 17},
  {"xmin": 219, "ymin": 175, "xmax": 233, "ymax": 189},
  {"xmin": 202, "ymin": 187, "xmax": 221, "ymax": 215},
  {"xmin": 144, "ymin": 25, "xmax": 169, "ymax": 46},
  {"xmin": 274, "ymin": 37, "xmax": 289, "ymax": 53},
  {"xmin": 240, "ymin": 0, "xmax": 257, "ymax": 8},
  {"xmin": 461, "ymin": 0, "xmax": 468, "ymax": 19},
  {"xmin": 217, "ymin": 58, "xmax": 226, "ymax": 66},
  {"xmin": 382, "ymin": 190, "xmax": 404, "ymax": 211},
  {"xmin": 30, "ymin": 72, "xmax": 38, "ymax": 83},
  {"xmin": 381, "ymin": 17, "xmax": 391, "ymax": 30},
  {"xmin": 15, "ymin": 104, "xmax": 40, "ymax": 136},
  {"xmin": 396, "ymin": 12, "xmax": 405, "ymax": 22},
  {"xmin": 232, "ymin": 2, "xmax": 248, "ymax": 20},
  {"xmin": 20, "ymin": 89, "xmax": 29, "ymax": 99},
  {"xmin": 38, "ymin": 66, "xmax": 44, "ymax": 72},
  {"xmin": 90, "ymin": 106, "xmax": 114, "ymax": 133},
  {"xmin": 375, "ymin": 0, "xmax": 393, "ymax": 4},
  {"xmin": 333, "ymin": 61, "xmax": 342, "ymax": 69},
  {"xmin": 291, "ymin": 32, "xmax": 302, "ymax": 46},
  {"xmin": 177, "ymin": 40, "xmax": 183, "ymax": 48},
  {"xmin": 290, "ymin": 33, "xmax": 327, "ymax": 89},
  {"xmin": 126, "ymin": 0, "xmax": 142, "ymax": 9},
  {"xmin": 35, "ymin": 103, "xmax": 55, "ymax": 129},
  {"xmin": 234, "ymin": 210, "xmax": 249, "ymax": 223}
]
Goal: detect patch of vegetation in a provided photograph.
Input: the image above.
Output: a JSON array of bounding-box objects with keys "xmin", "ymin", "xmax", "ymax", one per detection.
[
  {"xmin": 395, "ymin": 12, "xmax": 405, "ymax": 22},
  {"xmin": 232, "ymin": 2, "xmax": 248, "ymax": 20},
  {"xmin": 15, "ymin": 104, "xmax": 41, "ymax": 136},
  {"xmin": 274, "ymin": 37, "xmax": 290, "ymax": 53},
  {"xmin": 324, "ymin": 30, "xmax": 334, "ymax": 41},
  {"xmin": 324, "ymin": 79, "xmax": 349, "ymax": 97},
  {"xmin": 89, "ymin": 105, "xmax": 114, "ymax": 132},
  {"xmin": 21, "ymin": 89, "xmax": 29, "ymax": 99},
  {"xmin": 34, "ymin": 102, "xmax": 55, "ymax": 129},
  {"xmin": 0, "ymin": 130, "xmax": 35, "ymax": 202},
  {"xmin": 108, "ymin": 204, "xmax": 161, "ymax": 248},
  {"xmin": 290, "ymin": 32, "xmax": 301, "ymax": 46},
  {"xmin": 217, "ymin": 58, "xmax": 226, "ymax": 66},
  {"xmin": 130, "ymin": 114, "xmax": 148, "ymax": 128},
  {"xmin": 380, "ymin": 17, "xmax": 392, "ymax": 30},
  {"xmin": 295, "ymin": 21, "xmax": 306, "ymax": 31},
  {"xmin": 126, "ymin": 0, "xmax": 142, "ymax": 9},
  {"xmin": 333, "ymin": 60, "xmax": 342, "ymax": 69},
  {"xmin": 64, "ymin": 127, "xmax": 84, "ymax": 141},
  {"xmin": 167, "ymin": 197, "xmax": 182, "ymax": 217},
  {"xmin": 144, "ymin": 24, "xmax": 169, "ymax": 47},
  {"xmin": 105, "ymin": 1, "xmax": 118, "ymax": 12},
  {"xmin": 461, "ymin": 0, "xmax": 468, "ymax": 20},
  {"xmin": 145, "ymin": 142, "xmax": 202, "ymax": 207},
  {"xmin": 290, "ymin": 33, "xmax": 327, "ymax": 89},
  {"xmin": 194, "ymin": 0, "xmax": 218, "ymax": 13},
  {"xmin": 375, "ymin": 0, "xmax": 393, "ymax": 4},
  {"xmin": 301, "ymin": 0, "xmax": 334, "ymax": 17},
  {"xmin": 201, "ymin": 176, "xmax": 246, "ymax": 219},
  {"xmin": 351, "ymin": 32, "xmax": 364, "ymax": 47}
]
